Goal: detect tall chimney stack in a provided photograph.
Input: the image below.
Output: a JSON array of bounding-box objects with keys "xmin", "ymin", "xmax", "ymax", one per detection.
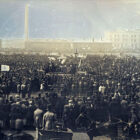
[{"xmin": 25, "ymin": 4, "xmax": 29, "ymax": 41}]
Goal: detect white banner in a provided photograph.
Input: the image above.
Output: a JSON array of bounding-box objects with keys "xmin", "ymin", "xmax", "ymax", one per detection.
[{"xmin": 1, "ymin": 65, "xmax": 10, "ymax": 71}]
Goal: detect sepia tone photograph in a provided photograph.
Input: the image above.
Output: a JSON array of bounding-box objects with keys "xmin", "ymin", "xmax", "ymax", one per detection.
[{"xmin": 0, "ymin": 0, "xmax": 140, "ymax": 139}]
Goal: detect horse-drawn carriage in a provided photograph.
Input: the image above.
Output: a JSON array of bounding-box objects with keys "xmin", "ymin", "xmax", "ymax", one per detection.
[{"xmin": 86, "ymin": 120, "xmax": 140, "ymax": 140}]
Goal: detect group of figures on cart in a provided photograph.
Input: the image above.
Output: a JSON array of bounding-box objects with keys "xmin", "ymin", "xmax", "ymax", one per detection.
[{"xmin": 75, "ymin": 105, "xmax": 140, "ymax": 140}]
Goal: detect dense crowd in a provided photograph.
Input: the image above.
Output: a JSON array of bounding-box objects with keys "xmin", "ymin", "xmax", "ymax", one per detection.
[{"xmin": 0, "ymin": 54, "xmax": 140, "ymax": 139}]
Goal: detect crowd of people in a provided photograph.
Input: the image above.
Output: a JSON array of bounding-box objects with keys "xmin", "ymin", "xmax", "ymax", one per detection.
[{"xmin": 0, "ymin": 54, "xmax": 140, "ymax": 139}]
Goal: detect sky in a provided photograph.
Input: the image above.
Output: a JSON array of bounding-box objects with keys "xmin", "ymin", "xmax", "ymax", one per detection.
[{"xmin": 0, "ymin": 0, "xmax": 140, "ymax": 40}]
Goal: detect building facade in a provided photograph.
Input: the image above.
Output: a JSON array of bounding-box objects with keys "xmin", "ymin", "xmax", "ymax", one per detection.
[
  {"xmin": 0, "ymin": 39, "xmax": 113, "ymax": 54},
  {"xmin": 104, "ymin": 30, "xmax": 140, "ymax": 50},
  {"xmin": 1, "ymin": 39, "xmax": 25, "ymax": 48},
  {"xmin": 25, "ymin": 39, "xmax": 113, "ymax": 54}
]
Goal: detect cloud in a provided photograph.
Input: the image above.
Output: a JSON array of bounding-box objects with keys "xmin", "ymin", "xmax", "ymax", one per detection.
[
  {"xmin": 136, "ymin": 10, "xmax": 140, "ymax": 15},
  {"xmin": 122, "ymin": 0, "xmax": 140, "ymax": 4}
]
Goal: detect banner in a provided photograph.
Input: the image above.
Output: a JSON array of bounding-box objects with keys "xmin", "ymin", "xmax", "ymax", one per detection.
[
  {"xmin": 77, "ymin": 71, "xmax": 87, "ymax": 75},
  {"xmin": 1, "ymin": 65, "xmax": 10, "ymax": 71}
]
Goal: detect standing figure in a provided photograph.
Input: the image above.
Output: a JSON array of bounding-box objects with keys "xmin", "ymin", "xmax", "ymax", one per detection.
[
  {"xmin": 34, "ymin": 105, "xmax": 43, "ymax": 129},
  {"xmin": 43, "ymin": 105, "xmax": 56, "ymax": 130}
]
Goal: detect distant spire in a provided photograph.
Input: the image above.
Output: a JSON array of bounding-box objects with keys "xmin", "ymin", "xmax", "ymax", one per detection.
[{"xmin": 74, "ymin": 48, "xmax": 78, "ymax": 58}]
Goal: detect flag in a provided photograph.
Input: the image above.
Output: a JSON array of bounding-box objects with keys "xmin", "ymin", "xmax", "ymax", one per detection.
[
  {"xmin": 1, "ymin": 65, "xmax": 10, "ymax": 71},
  {"xmin": 78, "ymin": 59, "xmax": 82, "ymax": 67},
  {"xmin": 61, "ymin": 59, "xmax": 66, "ymax": 64}
]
